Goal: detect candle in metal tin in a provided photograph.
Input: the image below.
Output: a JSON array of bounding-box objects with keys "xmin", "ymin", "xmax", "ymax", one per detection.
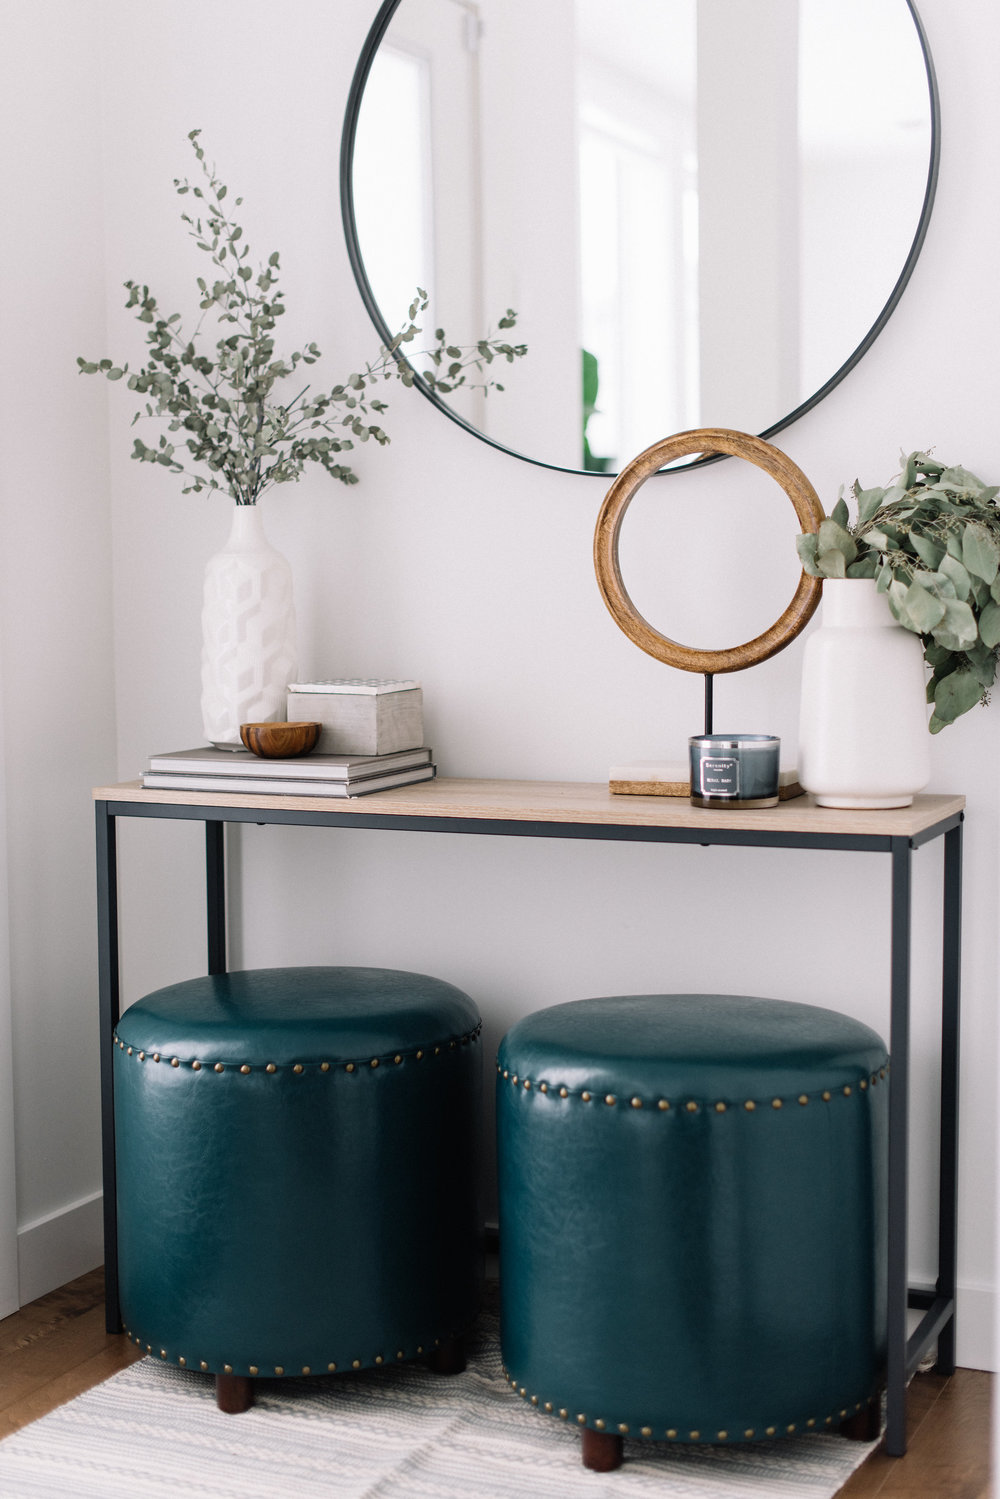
[{"xmin": 689, "ymin": 734, "xmax": 781, "ymax": 809}]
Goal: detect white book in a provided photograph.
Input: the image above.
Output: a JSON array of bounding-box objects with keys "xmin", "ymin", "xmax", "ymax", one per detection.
[
  {"xmin": 147, "ymin": 746, "xmax": 432, "ymax": 781},
  {"xmin": 141, "ymin": 764, "xmax": 437, "ymax": 798}
]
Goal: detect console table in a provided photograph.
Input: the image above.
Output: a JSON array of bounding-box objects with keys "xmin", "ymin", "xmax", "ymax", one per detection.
[{"xmin": 93, "ymin": 778, "xmax": 964, "ymax": 1456}]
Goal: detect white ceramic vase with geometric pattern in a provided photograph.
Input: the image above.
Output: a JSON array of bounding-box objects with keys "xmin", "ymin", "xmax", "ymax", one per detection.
[{"xmin": 200, "ymin": 505, "xmax": 297, "ymax": 749}]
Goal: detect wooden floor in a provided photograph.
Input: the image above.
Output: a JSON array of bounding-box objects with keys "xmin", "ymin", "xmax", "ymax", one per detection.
[{"xmin": 0, "ymin": 1269, "xmax": 993, "ymax": 1497}]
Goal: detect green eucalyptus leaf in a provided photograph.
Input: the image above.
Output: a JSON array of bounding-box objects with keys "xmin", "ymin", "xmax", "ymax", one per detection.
[
  {"xmin": 817, "ymin": 517, "xmax": 857, "ymax": 564},
  {"xmin": 831, "ymin": 496, "xmax": 850, "ymax": 530},
  {"xmin": 938, "ymin": 554, "xmax": 972, "ymax": 600},
  {"xmin": 931, "ymin": 669, "xmax": 984, "ymax": 727},
  {"xmin": 961, "ymin": 522, "xmax": 1000, "ymax": 584},
  {"xmin": 909, "ymin": 530, "xmax": 945, "ymax": 570},
  {"xmin": 846, "ymin": 554, "xmax": 878, "ymax": 579},
  {"xmin": 900, "ymin": 581, "xmax": 946, "ymax": 635},
  {"xmin": 932, "ymin": 597, "xmax": 978, "ymax": 652},
  {"xmin": 817, "ymin": 549, "xmax": 847, "ymax": 579},
  {"xmin": 978, "ymin": 601, "xmax": 1000, "ymax": 649}
]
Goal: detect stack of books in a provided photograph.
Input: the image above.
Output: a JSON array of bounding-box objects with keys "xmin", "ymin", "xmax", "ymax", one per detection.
[{"xmin": 141, "ymin": 746, "xmax": 436, "ymax": 798}]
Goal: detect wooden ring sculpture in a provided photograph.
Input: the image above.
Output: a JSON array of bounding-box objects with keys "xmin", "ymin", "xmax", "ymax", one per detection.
[{"xmin": 594, "ymin": 429, "xmax": 825, "ymax": 675}]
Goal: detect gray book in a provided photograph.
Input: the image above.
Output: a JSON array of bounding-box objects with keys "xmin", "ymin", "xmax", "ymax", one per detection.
[
  {"xmin": 147, "ymin": 746, "xmax": 432, "ymax": 781},
  {"xmin": 142, "ymin": 764, "xmax": 436, "ymax": 798}
]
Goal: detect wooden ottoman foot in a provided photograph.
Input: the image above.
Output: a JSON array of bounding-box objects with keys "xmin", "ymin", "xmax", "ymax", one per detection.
[
  {"xmin": 427, "ymin": 1335, "xmax": 466, "ymax": 1375},
  {"xmin": 216, "ymin": 1373, "xmax": 254, "ymax": 1413},
  {"xmin": 840, "ymin": 1398, "xmax": 881, "ymax": 1442},
  {"xmin": 582, "ymin": 1428, "xmax": 624, "ymax": 1471}
]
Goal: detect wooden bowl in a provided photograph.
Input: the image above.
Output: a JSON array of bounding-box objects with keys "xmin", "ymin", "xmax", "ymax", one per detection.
[{"xmin": 239, "ymin": 722, "xmax": 321, "ymax": 758}]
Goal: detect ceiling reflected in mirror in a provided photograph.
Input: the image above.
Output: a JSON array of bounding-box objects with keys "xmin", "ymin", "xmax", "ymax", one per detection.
[{"xmin": 342, "ymin": 0, "xmax": 938, "ymax": 476}]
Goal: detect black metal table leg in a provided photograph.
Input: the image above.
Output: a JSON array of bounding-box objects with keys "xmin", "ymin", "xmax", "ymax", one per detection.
[
  {"xmin": 206, "ymin": 820, "xmax": 226, "ymax": 975},
  {"xmin": 934, "ymin": 819, "xmax": 962, "ymax": 1374},
  {"xmin": 95, "ymin": 802, "xmax": 122, "ymax": 1334},
  {"xmin": 885, "ymin": 836, "xmax": 912, "ymax": 1457}
]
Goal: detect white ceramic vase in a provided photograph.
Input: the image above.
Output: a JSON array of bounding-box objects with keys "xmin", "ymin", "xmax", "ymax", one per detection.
[
  {"xmin": 200, "ymin": 505, "xmax": 297, "ymax": 750},
  {"xmin": 798, "ymin": 578, "xmax": 930, "ymax": 809}
]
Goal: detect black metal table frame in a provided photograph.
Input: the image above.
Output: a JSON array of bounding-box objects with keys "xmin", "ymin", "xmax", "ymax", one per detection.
[{"xmin": 94, "ymin": 794, "xmax": 963, "ymax": 1457}]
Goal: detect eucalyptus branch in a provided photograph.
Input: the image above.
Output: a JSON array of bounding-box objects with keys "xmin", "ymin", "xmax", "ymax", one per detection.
[
  {"xmin": 796, "ymin": 450, "xmax": 1000, "ymax": 731},
  {"xmin": 78, "ymin": 128, "xmax": 528, "ymax": 506}
]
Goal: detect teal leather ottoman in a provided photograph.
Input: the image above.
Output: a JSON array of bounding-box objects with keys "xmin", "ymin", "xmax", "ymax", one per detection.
[
  {"xmin": 114, "ymin": 966, "xmax": 482, "ymax": 1412},
  {"xmin": 496, "ymin": 994, "xmax": 888, "ymax": 1470}
]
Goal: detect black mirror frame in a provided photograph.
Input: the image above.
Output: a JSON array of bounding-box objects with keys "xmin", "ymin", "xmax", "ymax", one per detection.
[{"xmin": 340, "ymin": 0, "xmax": 940, "ymax": 479}]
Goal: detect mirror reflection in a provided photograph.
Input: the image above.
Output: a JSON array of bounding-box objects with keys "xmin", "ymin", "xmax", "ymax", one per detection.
[{"xmin": 346, "ymin": 0, "xmax": 935, "ymax": 474}]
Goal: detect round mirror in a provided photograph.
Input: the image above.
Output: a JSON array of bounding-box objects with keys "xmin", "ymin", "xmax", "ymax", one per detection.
[{"xmin": 342, "ymin": 0, "xmax": 938, "ymax": 477}]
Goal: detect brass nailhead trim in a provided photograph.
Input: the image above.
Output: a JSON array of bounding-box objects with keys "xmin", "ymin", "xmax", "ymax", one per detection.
[
  {"xmin": 178, "ymin": 1357, "xmax": 186, "ymax": 1367},
  {"xmin": 138, "ymin": 1052, "xmax": 146, "ymax": 1061},
  {"xmin": 201, "ymin": 1361, "xmax": 210, "ymax": 1372},
  {"xmin": 352, "ymin": 1359, "xmax": 361, "ymax": 1369},
  {"xmin": 689, "ymin": 1430, "xmax": 700, "ymax": 1441},
  {"xmin": 293, "ymin": 1064, "xmax": 304, "ymax": 1074},
  {"xmin": 346, "ymin": 1063, "xmax": 355, "ymax": 1073},
  {"xmin": 214, "ymin": 1063, "xmax": 224, "ymax": 1073},
  {"xmin": 191, "ymin": 1060, "xmax": 201, "ymax": 1070},
  {"xmin": 171, "ymin": 1058, "xmax": 179, "ymax": 1067},
  {"xmin": 328, "ymin": 1363, "xmax": 337, "ymax": 1372},
  {"xmin": 766, "ymin": 1426, "xmax": 776, "ymax": 1436},
  {"xmin": 240, "ymin": 1064, "xmax": 251, "ymax": 1074},
  {"xmin": 744, "ymin": 1428, "xmax": 754, "ymax": 1438},
  {"xmin": 717, "ymin": 1430, "xmax": 727, "ymax": 1440},
  {"xmin": 320, "ymin": 1062, "xmax": 330, "ymax": 1072},
  {"xmin": 275, "ymin": 1366, "xmax": 284, "ymax": 1375},
  {"xmin": 266, "ymin": 1063, "xmax": 277, "ymax": 1073},
  {"xmin": 594, "ymin": 1418, "xmax": 606, "ymax": 1430},
  {"xmin": 224, "ymin": 1364, "xmax": 232, "ymax": 1374},
  {"xmin": 502, "ymin": 1058, "xmax": 886, "ymax": 1115},
  {"xmin": 249, "ymin": 1365, "xmax": 259, "ymax": 1375},
  {"xmin": 665, "ymin": 1428, "xmax": 676, "ymax": 1439},
  {"xmin": 302, "ymin": 1366, "xmax": 311, "ymax": 1375},
  {"xmin": 618, "ymin": 1422, "xmax": 628, "ymax": 1434}
]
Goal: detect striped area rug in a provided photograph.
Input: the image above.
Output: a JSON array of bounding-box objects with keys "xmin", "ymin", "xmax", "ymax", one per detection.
[{"xmin": 0, "ymin": 1304, "xmax": 876, "ymax": 1498}]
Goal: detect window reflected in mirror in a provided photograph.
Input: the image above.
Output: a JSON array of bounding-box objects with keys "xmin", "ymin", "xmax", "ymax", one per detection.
[{"xmin": 345, "ymin": 0, "xmax": 936, "ymax": 475}]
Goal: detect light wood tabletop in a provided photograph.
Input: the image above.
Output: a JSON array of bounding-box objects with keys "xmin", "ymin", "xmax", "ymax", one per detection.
[{"xmin": 94, "ymin": 778, "xmax": 965, "ymax": 838}]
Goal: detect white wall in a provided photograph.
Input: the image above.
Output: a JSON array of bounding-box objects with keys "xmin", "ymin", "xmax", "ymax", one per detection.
[
  {"xmin": 0, "ymin": 0, "xmax": 117, "ymax": 1302},
  {"xmin": 0, "ymin": 0, "xmax": 996, "ymax": 1373}
]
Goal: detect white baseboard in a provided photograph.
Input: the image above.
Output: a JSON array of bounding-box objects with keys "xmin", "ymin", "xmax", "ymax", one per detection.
[
  {"xmin": 953, "ymin": 1283, "xmax": 997, "ymax": 1373},
  {"xmin": 17, "ymin": 1190, "xmax": 103, "ymax": 1306}
]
